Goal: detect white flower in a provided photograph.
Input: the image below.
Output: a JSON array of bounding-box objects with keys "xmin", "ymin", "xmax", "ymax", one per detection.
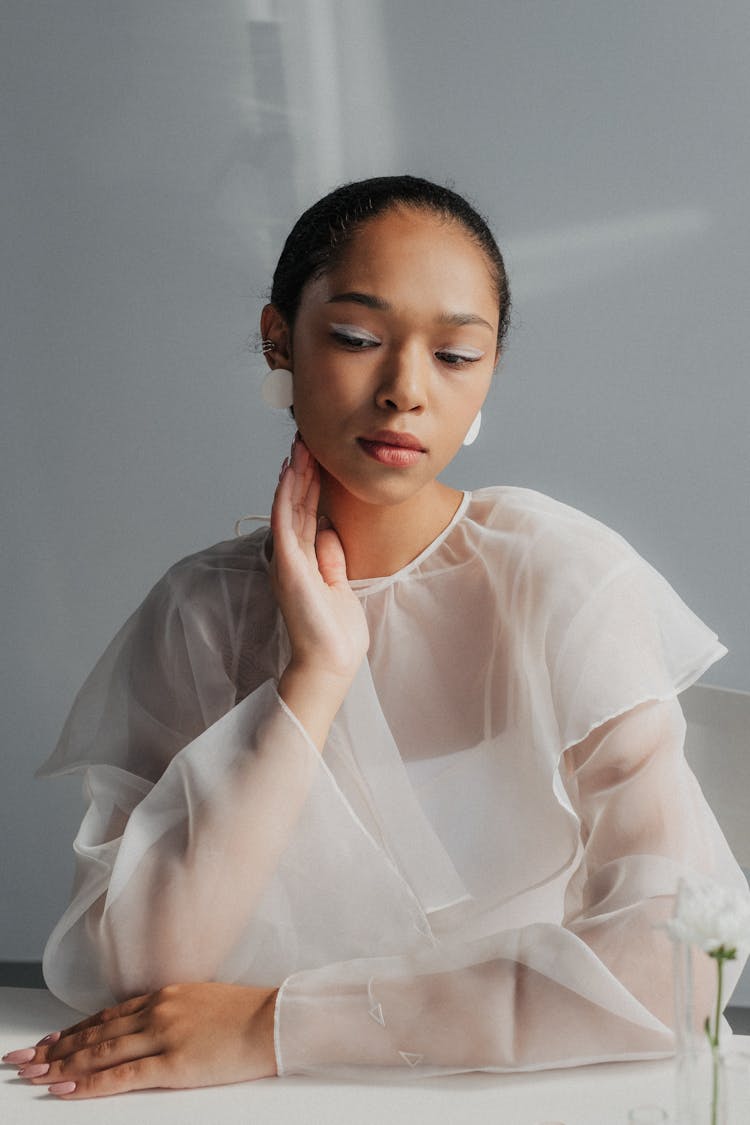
[{"xmin": 667, "ymin": 874, "xmax": 750, "ymax": 956}]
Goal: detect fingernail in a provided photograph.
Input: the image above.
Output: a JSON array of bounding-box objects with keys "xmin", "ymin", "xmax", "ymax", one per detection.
[
  {"xmin": 3, "ymin": 1048, "xmax": 35, "ymax": 1064},
  {"xmin": 19, "ymin": 1062, "xmax": 50, "ymax": 1078},
  {"xmin": 49, "ymin": 1081, "xmax": 77, "ymax": 1095},
  {"xmin": 317, "ymin": 516, "xmax": 332, "ymax": 530},
  {"xmin": 278, "ymin": 456, "xmax": 289, "ymax": 481},
  {"xmin": 36, "ymin": 1032, "xmax": 60, "ymax": 1046}
]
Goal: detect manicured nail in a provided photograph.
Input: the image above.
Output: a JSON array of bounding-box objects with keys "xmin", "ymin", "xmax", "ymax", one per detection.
[
  {"xmin": 49, "ymin": 1081, "xmax": 77, "ymax": 1095},
  {"xmin": 19, "ymin": 1062, "xmax": 50, "ymax": 1078},
  {"xmin": 36, "ymin": 1032, "xmax": 60, "ymax": 1046},
  {"xmin": 3, "ymin": 1048, "xmax": 35, "ymax": 1065}
]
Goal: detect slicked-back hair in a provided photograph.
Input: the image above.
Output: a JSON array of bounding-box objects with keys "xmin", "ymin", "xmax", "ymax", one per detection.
[{"xmin": 269, "ymin": 175, "xmax": 511, "ymax": 353}]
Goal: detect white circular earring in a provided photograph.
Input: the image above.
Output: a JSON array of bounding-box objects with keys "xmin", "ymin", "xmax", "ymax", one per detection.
[
  {"xmin": 463, "ymin": 410, "xmax": 482, "ymax": 446},
  {"xmin": 261, "ymin": 367, "xmax": 294, "ymax": 409}
]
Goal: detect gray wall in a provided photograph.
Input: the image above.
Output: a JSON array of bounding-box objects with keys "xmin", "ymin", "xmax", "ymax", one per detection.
[{"xmin": 2, "ymin": 1, "xmax": 748, "ymax": 966}]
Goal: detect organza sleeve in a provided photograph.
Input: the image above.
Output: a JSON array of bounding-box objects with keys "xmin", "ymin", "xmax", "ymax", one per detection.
[
  {"xmin": 39, "ymin": 566, "xmax": 435, "ymax": 1013},
  {"xmin": 273, "ymin": 692, "xmax": 749, "ymax": 1078},
  {"xmin": 36, "ymin": 568, "xmax": 325, "ymax": 1009}
]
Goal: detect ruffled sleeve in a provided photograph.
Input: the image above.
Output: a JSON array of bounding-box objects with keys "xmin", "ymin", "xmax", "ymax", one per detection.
[
  {"xmin": 35, "ymin": 553, "xmax": 309, "ymax": 1007},
  {"xmin": 547, "ymin": 529, "xmax": 728, "ymax": 751},
  {"xmin": 37, "ymin": 544, "xmax": 436, "ymax": 1013},
  {"xmin": 36, "ymin": 564, "xmax": 236, "ymax": 784}
]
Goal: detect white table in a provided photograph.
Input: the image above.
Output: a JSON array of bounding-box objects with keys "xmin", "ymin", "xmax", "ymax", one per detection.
[{"xmin": 2, "ymin": 988, "xmax": 749, "ymax": 1124}]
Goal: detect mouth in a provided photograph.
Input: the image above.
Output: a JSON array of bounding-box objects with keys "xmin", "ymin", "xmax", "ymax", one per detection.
[
  {"xmin": 357, "ymin": 431, "xmax": 426, "ymax": 468},
  {"xmin": 359, "ymin": 427, "xmax": 425, "ymax": 450}
]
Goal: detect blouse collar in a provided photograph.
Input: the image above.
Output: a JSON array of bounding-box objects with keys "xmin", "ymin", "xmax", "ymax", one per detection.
[{"xmin": 347, "ymin": 490, "xmax": 472, "ymax": 596}]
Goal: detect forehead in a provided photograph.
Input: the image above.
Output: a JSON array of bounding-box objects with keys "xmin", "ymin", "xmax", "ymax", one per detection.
[{"xmin": 303, "ymin": 207, "xmax": 498, "ymax": 316}]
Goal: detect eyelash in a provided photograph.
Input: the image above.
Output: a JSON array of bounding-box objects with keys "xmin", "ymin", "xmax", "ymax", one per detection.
[
  {"xmin": 331, "ymin": 330, "xmax": 376, "ymax": 350},
  {"xmin": 436, "ymin": 351, "xmax": 478, "ymax": 368},
  {"xmin": 330, "ymin": 330, "xmax": 481, "ymax": 368}
]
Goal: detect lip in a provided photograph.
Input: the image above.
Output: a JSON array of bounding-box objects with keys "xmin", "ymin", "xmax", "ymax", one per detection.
[
  {"xmin": 358, "ymin": 429, "xmax": 426, "ymax": 452},
  {"xmin": 357, "ymin": 432, "xmax": 426, "ymax": 469}
]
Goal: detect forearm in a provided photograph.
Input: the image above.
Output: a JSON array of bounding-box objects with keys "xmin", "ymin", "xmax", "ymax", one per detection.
[
  {"xmin": 88, "ymin": 681, "xmax": 326, "ymax": 992},
  {"xmin": 275, "ymin": 896, "xmax": 745, "ymax": 1077},
  {"xmin": 274, "ymin": 921, "xmax": 677, "ymax": 1076},
  {"xmin": 568, "ymin": 892, "xmax": 718, "ymax": 1034},
  {"xmin": 97, "ymin": 657, "xmax": 357, "ymax": 982}
]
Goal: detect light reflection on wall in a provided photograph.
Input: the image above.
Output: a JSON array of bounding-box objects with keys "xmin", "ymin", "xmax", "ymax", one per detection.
[
  {"xmin": 507, "ymin": 208, "xmax": 712, "ymax": 301},
  {"xmin": 241, "ymin": 0, "xmax": 397, "ymax": 211}
]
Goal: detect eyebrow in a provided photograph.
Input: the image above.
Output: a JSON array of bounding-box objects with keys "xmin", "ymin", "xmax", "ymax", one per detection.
[{"xmin": 325, "ymin": 291, "xmax": 495, "ymax": 333}]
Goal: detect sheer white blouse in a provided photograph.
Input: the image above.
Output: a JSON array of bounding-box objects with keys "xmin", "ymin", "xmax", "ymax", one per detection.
[{"xmin": 37, "ymin": 485, "xmax": 749, "ymax": 1078}]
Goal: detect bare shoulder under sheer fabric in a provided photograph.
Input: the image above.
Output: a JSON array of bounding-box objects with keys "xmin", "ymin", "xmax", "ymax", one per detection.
[{"xmin": 37, "ymin": 485, "xmax": 749, "ymax": 1078}]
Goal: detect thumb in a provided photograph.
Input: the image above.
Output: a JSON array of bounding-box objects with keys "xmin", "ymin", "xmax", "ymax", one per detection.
[{"xmin": 315, "ymin": 521, "xmax": 349, "ymax": 588}]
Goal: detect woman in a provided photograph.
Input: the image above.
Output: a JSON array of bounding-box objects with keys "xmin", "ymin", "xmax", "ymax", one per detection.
[{"xmin": 5, "ymin": 175, "xmax": 748, "ymax": 1098}]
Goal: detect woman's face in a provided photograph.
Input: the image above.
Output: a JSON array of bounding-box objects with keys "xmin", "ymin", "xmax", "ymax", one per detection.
[{"xmin": 284, "ymin": 206, "xmax": 500, "ymax": 507}]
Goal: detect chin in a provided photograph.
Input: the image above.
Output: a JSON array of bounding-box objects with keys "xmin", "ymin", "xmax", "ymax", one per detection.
[{"xmin": 323, "ymin": 465, "xmax": 432, "ymax": 509}]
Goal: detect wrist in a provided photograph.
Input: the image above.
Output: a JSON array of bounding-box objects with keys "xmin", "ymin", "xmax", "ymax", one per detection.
[
  {"xmin": 281, "ymin": 658, "xmax": 355, "ymax": 696},
  {"xmin": 277, "ymin": 661, "xmax": 354, "ymax": 751},
  {"xmin": 253, "ymin": 987, "xmax": 280, "ymax": 1078}
]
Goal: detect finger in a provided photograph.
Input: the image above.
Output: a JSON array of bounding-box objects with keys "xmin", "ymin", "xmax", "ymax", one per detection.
[
  {"xmin": 298, "ymin": 459, "xmax": 321, "ymax": 551},
  {"xmin": 30, "ymin": 995, "xmax": 151, "ymax": 1064},
  {"xmin": 290, "ymin": 441, "xmax": 316, "ymax": 540},
  {"xmin": 270, "ymin": 461, "xmax": 297, "ymax": 556},
  {"xmin": 26, "ymin": 1030, "xmax": 151, "ymax": 1087},
  {"xmin": 315, "ymin": 526, "xmax": 349, "ymax": 588},
  {"xmin": 4, "ymin": 997, "xmax": 151, "ymax": 1069},
  {"xmin": 47, "ymin": 1054, "xmax": 169, "ymax": 1099},
  {"xmin": 41, "ymin": 1011, "xmax": 146, "ymax": 1067},
  {"xmin": 55, "ymin": 994, "xmax": 152, "ymax": 1039},
  {"xmin": 35, "ymin": 1031, "xmax": 61, "ymax": 1047},
  {"xmin": 273, "ymin": 445, "xmax": 318, "ymax": 565},
  {"xmin": 289, "ymin": 436, "xmax": 307, "ymax": 506},
  {"xmin": 2, "ymin": 1047, "xmax": 38, "ymax": 1065}
]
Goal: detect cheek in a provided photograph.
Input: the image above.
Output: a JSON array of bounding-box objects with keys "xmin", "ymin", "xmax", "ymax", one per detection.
[
  {"xmin": 443, "ymin": 376, "xmax": 491, "ymax": 420},
  {"xmin": 290, "ymin": 379, "xmax": 354, "ymax": 450},
  {"xmin": 294, "ymin": 386, "xmax": 354, "ymax": 429},
  {"xmin": 294, "ymin": 360, "xmax": 370, "ymax": 417}
]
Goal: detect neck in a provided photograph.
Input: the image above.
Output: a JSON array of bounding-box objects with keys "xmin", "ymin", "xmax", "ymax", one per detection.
[{"xmin": 318, "ymin": 474, "xmax": 465, "ymax": 581}]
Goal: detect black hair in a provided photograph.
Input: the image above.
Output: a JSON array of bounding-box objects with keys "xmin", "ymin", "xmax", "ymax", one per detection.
[{"xmin": 269, "ymin": 174, "xmax": 511, "ymax": 352}]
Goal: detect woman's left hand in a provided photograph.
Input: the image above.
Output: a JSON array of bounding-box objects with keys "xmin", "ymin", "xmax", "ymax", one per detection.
[{"xmin": 5, "ymin": 981, "xmax": 278, "ymax": 1098}]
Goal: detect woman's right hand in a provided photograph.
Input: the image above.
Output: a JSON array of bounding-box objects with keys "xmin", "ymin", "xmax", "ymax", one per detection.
[{"xmin": 270, "ymin": 435, "xmax": 369, "ymax": 719}]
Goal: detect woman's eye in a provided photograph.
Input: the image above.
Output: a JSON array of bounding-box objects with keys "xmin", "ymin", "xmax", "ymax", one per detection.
[
  {"xmin": 436, "ymin": 351, "xmax": 483, "ymax": 367},
  {"xmin": 330, "ymin": 327, "xmax": 380, "ymax": 349}
]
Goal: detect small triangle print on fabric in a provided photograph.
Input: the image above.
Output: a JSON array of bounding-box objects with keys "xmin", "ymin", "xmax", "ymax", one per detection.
[
  {"xmin": 368, "ymin": 1003, "xmax": 386, "ymax": 1027},
  {"xmin": 398, "ymin": 1051, "xmax": 424, "ymax": 1067}
]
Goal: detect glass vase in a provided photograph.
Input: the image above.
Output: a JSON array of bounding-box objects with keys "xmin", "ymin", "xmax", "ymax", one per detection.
[{"xmin": 672, "ymin": 942, "xmax": 750, "ymax": 1124}]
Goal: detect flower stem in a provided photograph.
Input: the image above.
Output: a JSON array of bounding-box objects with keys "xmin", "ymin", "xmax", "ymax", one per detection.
[
  {"xmin": 713, "ymin": 954, "xmax": 723, "ymax": 1049},
  {"xmin": 707, "ymin": 951, "xmax": 726, "ymax": 1125}
]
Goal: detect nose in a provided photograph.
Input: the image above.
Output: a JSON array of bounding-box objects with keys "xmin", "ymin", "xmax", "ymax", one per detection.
[{"xmin": 374, "ymin": 345, "xmax": 428, "ymax": 413}]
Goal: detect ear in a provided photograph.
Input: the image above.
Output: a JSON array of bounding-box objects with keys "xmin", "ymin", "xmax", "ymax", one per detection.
[{"xmin": 260, "ymin": 304, "xmax": 293, "ymax": 367}]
